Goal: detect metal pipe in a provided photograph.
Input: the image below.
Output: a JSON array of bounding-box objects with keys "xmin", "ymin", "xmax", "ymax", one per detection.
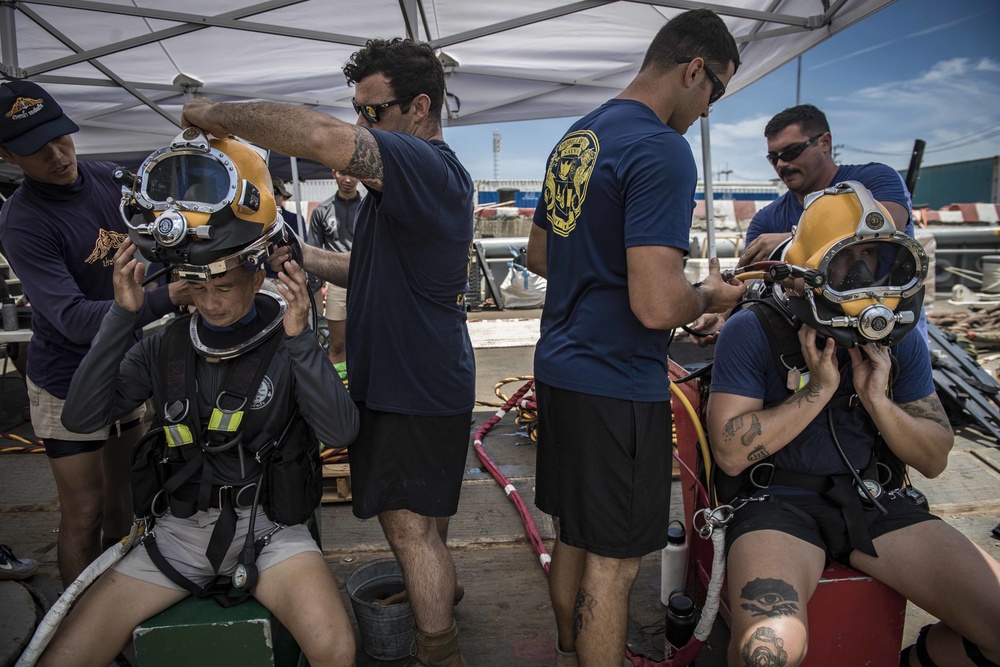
[{"xmin": 700, "ymin": 116, "xmax": 716, "ymax": 259}]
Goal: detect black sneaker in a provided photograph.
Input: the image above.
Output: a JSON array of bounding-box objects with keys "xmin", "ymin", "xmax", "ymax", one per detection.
[{"xmin": 0, "ymin": 544, "xmax": 38, "ymax": 581}]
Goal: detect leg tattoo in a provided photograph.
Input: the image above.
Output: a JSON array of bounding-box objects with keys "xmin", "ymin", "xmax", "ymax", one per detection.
[
  {"xmin": 573, "ymin": 588, "xmax": 597, "ymax": 638},
  {"xmin": 741, "ymin": 627, "xmax": 789, "ymax": 667},
  {"xmin": 739, "ymin": 578, "xmax": 800, "ymax": 618}
]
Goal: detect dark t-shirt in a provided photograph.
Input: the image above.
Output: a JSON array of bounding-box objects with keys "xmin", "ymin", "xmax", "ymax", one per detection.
[
  {"xmin": 745, "ymin": 163, "xmax": 914, "ymax": 247},
  {"xmin": 0, "ymin": 160, "xmax": 172, "ymax": 397},
  {"xmin": 710, "ymin": 308, "xmax": 935, "ymax": 482},
  {"xmin": 345, "ymin": 130, "xmax": 475, "ymax": 416},
  {"xmin": 532, "ymin": 99, "xmax": 694, "ymax": 402}
]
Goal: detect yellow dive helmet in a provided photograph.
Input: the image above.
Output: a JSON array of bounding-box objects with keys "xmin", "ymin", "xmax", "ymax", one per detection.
[
  {"xmin": 773, "ymin": 181, "xmax": 928, "ymax": 347},
  {"xmin": 120, "ymin": 127, "xmax": 290, "ymax": 281}
]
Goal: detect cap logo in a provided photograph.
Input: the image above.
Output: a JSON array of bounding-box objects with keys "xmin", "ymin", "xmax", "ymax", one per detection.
[{"xmin": 5, "ymin": 96, "xmax": 45, "ymax": 121}]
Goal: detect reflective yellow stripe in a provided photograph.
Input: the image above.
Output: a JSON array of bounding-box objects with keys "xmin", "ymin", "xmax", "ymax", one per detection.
[
  {"xmin": 163, "ymin": 424, "xmax": 193, "ymax": 447},
  {"xmin": 208, "ymin": 408, "xmax": 244, "ymax": 433}
]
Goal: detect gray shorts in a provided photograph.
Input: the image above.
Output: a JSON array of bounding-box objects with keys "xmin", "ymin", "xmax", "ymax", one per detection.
[
  {"xmin": 114, "ymin": 508, "xmax": 321, "ymax": 590},
  {"xmin": 27, "ymin": 376, "xmax": 144, "ymax": 441}
]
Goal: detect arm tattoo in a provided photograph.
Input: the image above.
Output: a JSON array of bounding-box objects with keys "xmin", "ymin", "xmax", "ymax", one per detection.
[
  {"xmin": 724, "ymin": 415, "xmax": 744, "ymax": 438},
  {"xmin": 747, "ymin": 444, "xmax": 770, "ymax": 462},
  {"xmin": 739, "ymin": 578, "xmax": 800, "ymax": 618},
  {"xmin": 740, "ymin": 414, "xmax": 762, "ymax": 447},
  {"xmin": 784, "ymin": 381, "xmax": 823, "ymax": 410},
  {"xmin": 573, "ymin": 588, "xmax": 597, "ymax": 638},
  {"xmin": 741, "ymin": 627, "xmax": 789, "ymax": 667},
  {"xmin": 344, "ymin": 128, "xmax": 384, "ymax": 190},
  {"xmin": 901, "ymin": 394, "xmax": 953, "ymax": 434}
]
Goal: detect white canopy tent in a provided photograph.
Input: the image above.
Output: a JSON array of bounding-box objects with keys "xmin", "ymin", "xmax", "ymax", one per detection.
[{"xmin": 1, "ymin": 0, "xmax": 896, "ymax": 243}]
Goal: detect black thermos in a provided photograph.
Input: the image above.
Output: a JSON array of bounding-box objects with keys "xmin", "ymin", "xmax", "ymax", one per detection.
[{"xmin": 664, "ymin": 589, "xmax": 698, "ymax": 659}]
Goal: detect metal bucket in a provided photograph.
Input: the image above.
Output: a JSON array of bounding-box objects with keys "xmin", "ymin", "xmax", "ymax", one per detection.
[{"xmin": 345, "ymin": 558, "xmax": 414, "ymax": 660}]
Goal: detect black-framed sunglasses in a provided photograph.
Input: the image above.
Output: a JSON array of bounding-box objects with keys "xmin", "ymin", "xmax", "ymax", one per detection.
[
  {"xmin": 676, "ymin": 57, "xmax": 726, "ymax": 105},
  {"xmin": 766, "ymin": 134, "xmax": 824, "ymax": 166},
  {"xmin": 351, "ymin": 95, "xmax": 417, "ymax": 124}
]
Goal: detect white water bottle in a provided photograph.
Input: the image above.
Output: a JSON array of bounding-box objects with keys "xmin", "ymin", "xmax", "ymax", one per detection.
[{"xmin": 660, "ymin": 520, "xmax": 688, "ymax": 606}]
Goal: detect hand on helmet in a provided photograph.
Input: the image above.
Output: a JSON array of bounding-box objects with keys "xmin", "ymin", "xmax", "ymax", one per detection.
[
  {"xmin": 739, "ymin": 232, "xmax": 790, "ymax": 268},
  {"xmin": 798, "ymin": 325, "xmax": 839, "ymax": 396},
  {"xmin": 276, "ymin": 259, "xmax": 309, "ymax": 337},
  {"xmin": 847, "ymin": 343, "xmax": 892, "ymax": 410},
  {"xmin": 112, "ymin": 239, "xmax": 146, "ymax": 313},
  {"xmin": 180, "ymin": 98, "xmax": 230, "ymax": 139}
]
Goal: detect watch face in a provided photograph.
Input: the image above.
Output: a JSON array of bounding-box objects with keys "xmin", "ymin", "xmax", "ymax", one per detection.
[{"xmin": 233, "ymin": 564, "xmax": 248, "ymax": 589}]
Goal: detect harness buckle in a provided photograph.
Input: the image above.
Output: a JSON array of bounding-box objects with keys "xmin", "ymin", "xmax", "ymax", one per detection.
[
  {"xmin": 748, "ymin": 462, "xmax": 776, "ymax": 489},
  {"xmin": 234, "ymin": 483, "xmax": 257, "ymax": 509},
  {"xmin": 217, "ymin": 485, "xmax": 233, "ymax": 510},
  {"xmin": 215, "ymin": 391, "xmax": 248, "ymax": 413}
]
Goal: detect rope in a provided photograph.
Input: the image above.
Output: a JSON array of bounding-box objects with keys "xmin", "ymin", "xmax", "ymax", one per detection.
[{"xmin": 0, "ymin": 432, "xmax": 45, "ymax": 454}]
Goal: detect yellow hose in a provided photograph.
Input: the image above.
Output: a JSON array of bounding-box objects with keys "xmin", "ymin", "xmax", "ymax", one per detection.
[{"xmin": 669, "ymin": 380, "xmax": 713, "ymax": 496}]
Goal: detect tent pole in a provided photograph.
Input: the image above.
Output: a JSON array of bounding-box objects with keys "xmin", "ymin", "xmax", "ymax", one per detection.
[
  {"xmin": 0, "ymin": 2, "xmax": 23, "ymax": 79},
  {"xmin": 289, "ymin": 156, "xmax": 306, "ymax": 239},
  {"xmin": 700, "ymin": 115, "xmax": 716, "ymax": 260}
]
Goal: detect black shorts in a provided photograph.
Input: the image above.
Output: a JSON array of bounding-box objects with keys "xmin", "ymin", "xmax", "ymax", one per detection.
[
  {"xmin": 534, "ymin": 381, "xmax": 672, "ymax": 559},
  {"xmin": 349, "ymin": 402, "xmax": 471, "ymax": 520},
  {"xmin": 726, "ymin": 490, "xmax": 940, "ymax": 566}
]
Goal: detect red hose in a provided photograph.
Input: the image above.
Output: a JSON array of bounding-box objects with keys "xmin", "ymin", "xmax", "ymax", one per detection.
[{"xmin": 472, "ymin": 378, "xmax": 550, "ymax": 572}]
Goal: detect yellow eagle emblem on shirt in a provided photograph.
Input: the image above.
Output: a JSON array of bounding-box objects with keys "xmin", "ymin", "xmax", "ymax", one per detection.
[{"xmin": 543, "ymin": 130, "xmax": 599, "ymax": 238}]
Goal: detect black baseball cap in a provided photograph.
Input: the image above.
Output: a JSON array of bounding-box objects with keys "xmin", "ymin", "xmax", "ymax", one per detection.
[
  {"xmin": 272, "ymin": 178, "xmax": 292, "ymax": 198},
  {"xmin": 0, "ymin": 80, "xmax": 79, "ymax": 156}
]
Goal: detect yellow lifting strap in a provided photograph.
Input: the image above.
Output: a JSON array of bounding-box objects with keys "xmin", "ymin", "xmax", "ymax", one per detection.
[
  {"xmin": 208, "ymin": 408, "xmax": 244, "ymax": 433},
  {"xmin": 163, "ymin": 423, "xmax": 194, "ymax": 447}
]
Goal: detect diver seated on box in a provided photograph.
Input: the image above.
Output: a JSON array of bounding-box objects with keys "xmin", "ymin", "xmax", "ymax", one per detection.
[
  {"xmin": 35, "ymin": 130, "xmax": 359, "ymax": 667},
  {"xmin": 706, "ymin": 181, "xmax": 1000, "ymax": 667}
]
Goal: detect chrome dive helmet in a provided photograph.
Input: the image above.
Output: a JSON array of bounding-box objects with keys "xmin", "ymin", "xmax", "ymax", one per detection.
[
  {"xmin": 772, "ymin": 181, "xmax": 928, "ymax": 348},
  {"xmin": 119, "ymin": 127, "xmax": 289, "ymax": 282}
]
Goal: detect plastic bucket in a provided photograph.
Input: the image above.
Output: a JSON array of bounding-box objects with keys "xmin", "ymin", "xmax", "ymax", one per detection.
[{"xmin": 345, "ymin": 558, "xmax": 414, "ymax": 660}]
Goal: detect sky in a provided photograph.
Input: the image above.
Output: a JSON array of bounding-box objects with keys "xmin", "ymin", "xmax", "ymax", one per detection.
[{"xmin": 441, "ymin": 0, "xmax": 1000, "ymax": 185}]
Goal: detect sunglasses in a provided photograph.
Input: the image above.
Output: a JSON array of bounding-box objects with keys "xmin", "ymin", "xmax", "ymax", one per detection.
[
  {"xmin": 766, "ymin": 134, "xmax": 823, "ymax": 166},
  {"xmin": 351, "ymin": 95, "xmax": 416, "ymax": 124},
  {"xmin": 676, "ymin": 58, "xmax": 726, "ymax": 105}
]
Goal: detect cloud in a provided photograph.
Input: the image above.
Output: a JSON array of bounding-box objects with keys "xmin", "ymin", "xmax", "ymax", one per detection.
[{"xmin": 810, "ymin": 10, "xmax": 988, "ymax": 71}]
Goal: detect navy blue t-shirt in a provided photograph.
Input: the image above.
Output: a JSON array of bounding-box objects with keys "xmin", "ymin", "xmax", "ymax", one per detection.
[
  {"xmin": 532, "ymin": 99, "xmax": 694, "ymax": 402},
  {"xmin": 745, "ymin": 163, "xmax": 914, "ymax": 247},
  {"xmin": 710, "ymin": 308, "xmax": 935, "ymax": 481},
  {"xmin": 0, "ymin": 160, "xmax": 173, "ymax": 398},
  {"xmin": 345, "ymin": 130, "xmax": 475, "ymax": 416}
]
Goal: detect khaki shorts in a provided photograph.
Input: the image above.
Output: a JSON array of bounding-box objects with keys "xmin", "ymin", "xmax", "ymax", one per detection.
[
  {"xmin": 27, "ymin": 376, "xmax": 144, "ymax": 441},
  {"xmin": 114, "ymin": 508, "xmax": 321, "ymax": 590},
  {"xmin": 324, "ymin": 283, "xmax": 347, "ymax": 321}
]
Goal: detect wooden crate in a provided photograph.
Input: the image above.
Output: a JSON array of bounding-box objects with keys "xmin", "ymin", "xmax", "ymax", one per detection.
[{"xmin": 322, "ymin": 463, "xmax": 352, "ymax": 503}]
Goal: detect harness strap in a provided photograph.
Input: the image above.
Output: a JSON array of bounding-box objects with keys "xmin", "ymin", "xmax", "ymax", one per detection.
[
  {"xmin": 748, "ymin": 465, "xmax": 880, "ymax": 557},
  {"xmin": 915, "ymin": 624, "xmax": 939, "ymax": 667},
  {"xmin": 143, "ymin": 531, "xmax": 252, "ymax": 608},
  {"xmin": 964, "ymin": 636, "xmax": 1000, "ymax": 667},
  {"xmin": 205, "ymin": 489, "xmax": 238, "ymax": 575}
]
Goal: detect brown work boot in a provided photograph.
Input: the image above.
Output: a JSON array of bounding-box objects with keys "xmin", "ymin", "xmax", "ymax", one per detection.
[{"xmin": 407, "ymin": 621, "xmax": 466, "ymax": 667}]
